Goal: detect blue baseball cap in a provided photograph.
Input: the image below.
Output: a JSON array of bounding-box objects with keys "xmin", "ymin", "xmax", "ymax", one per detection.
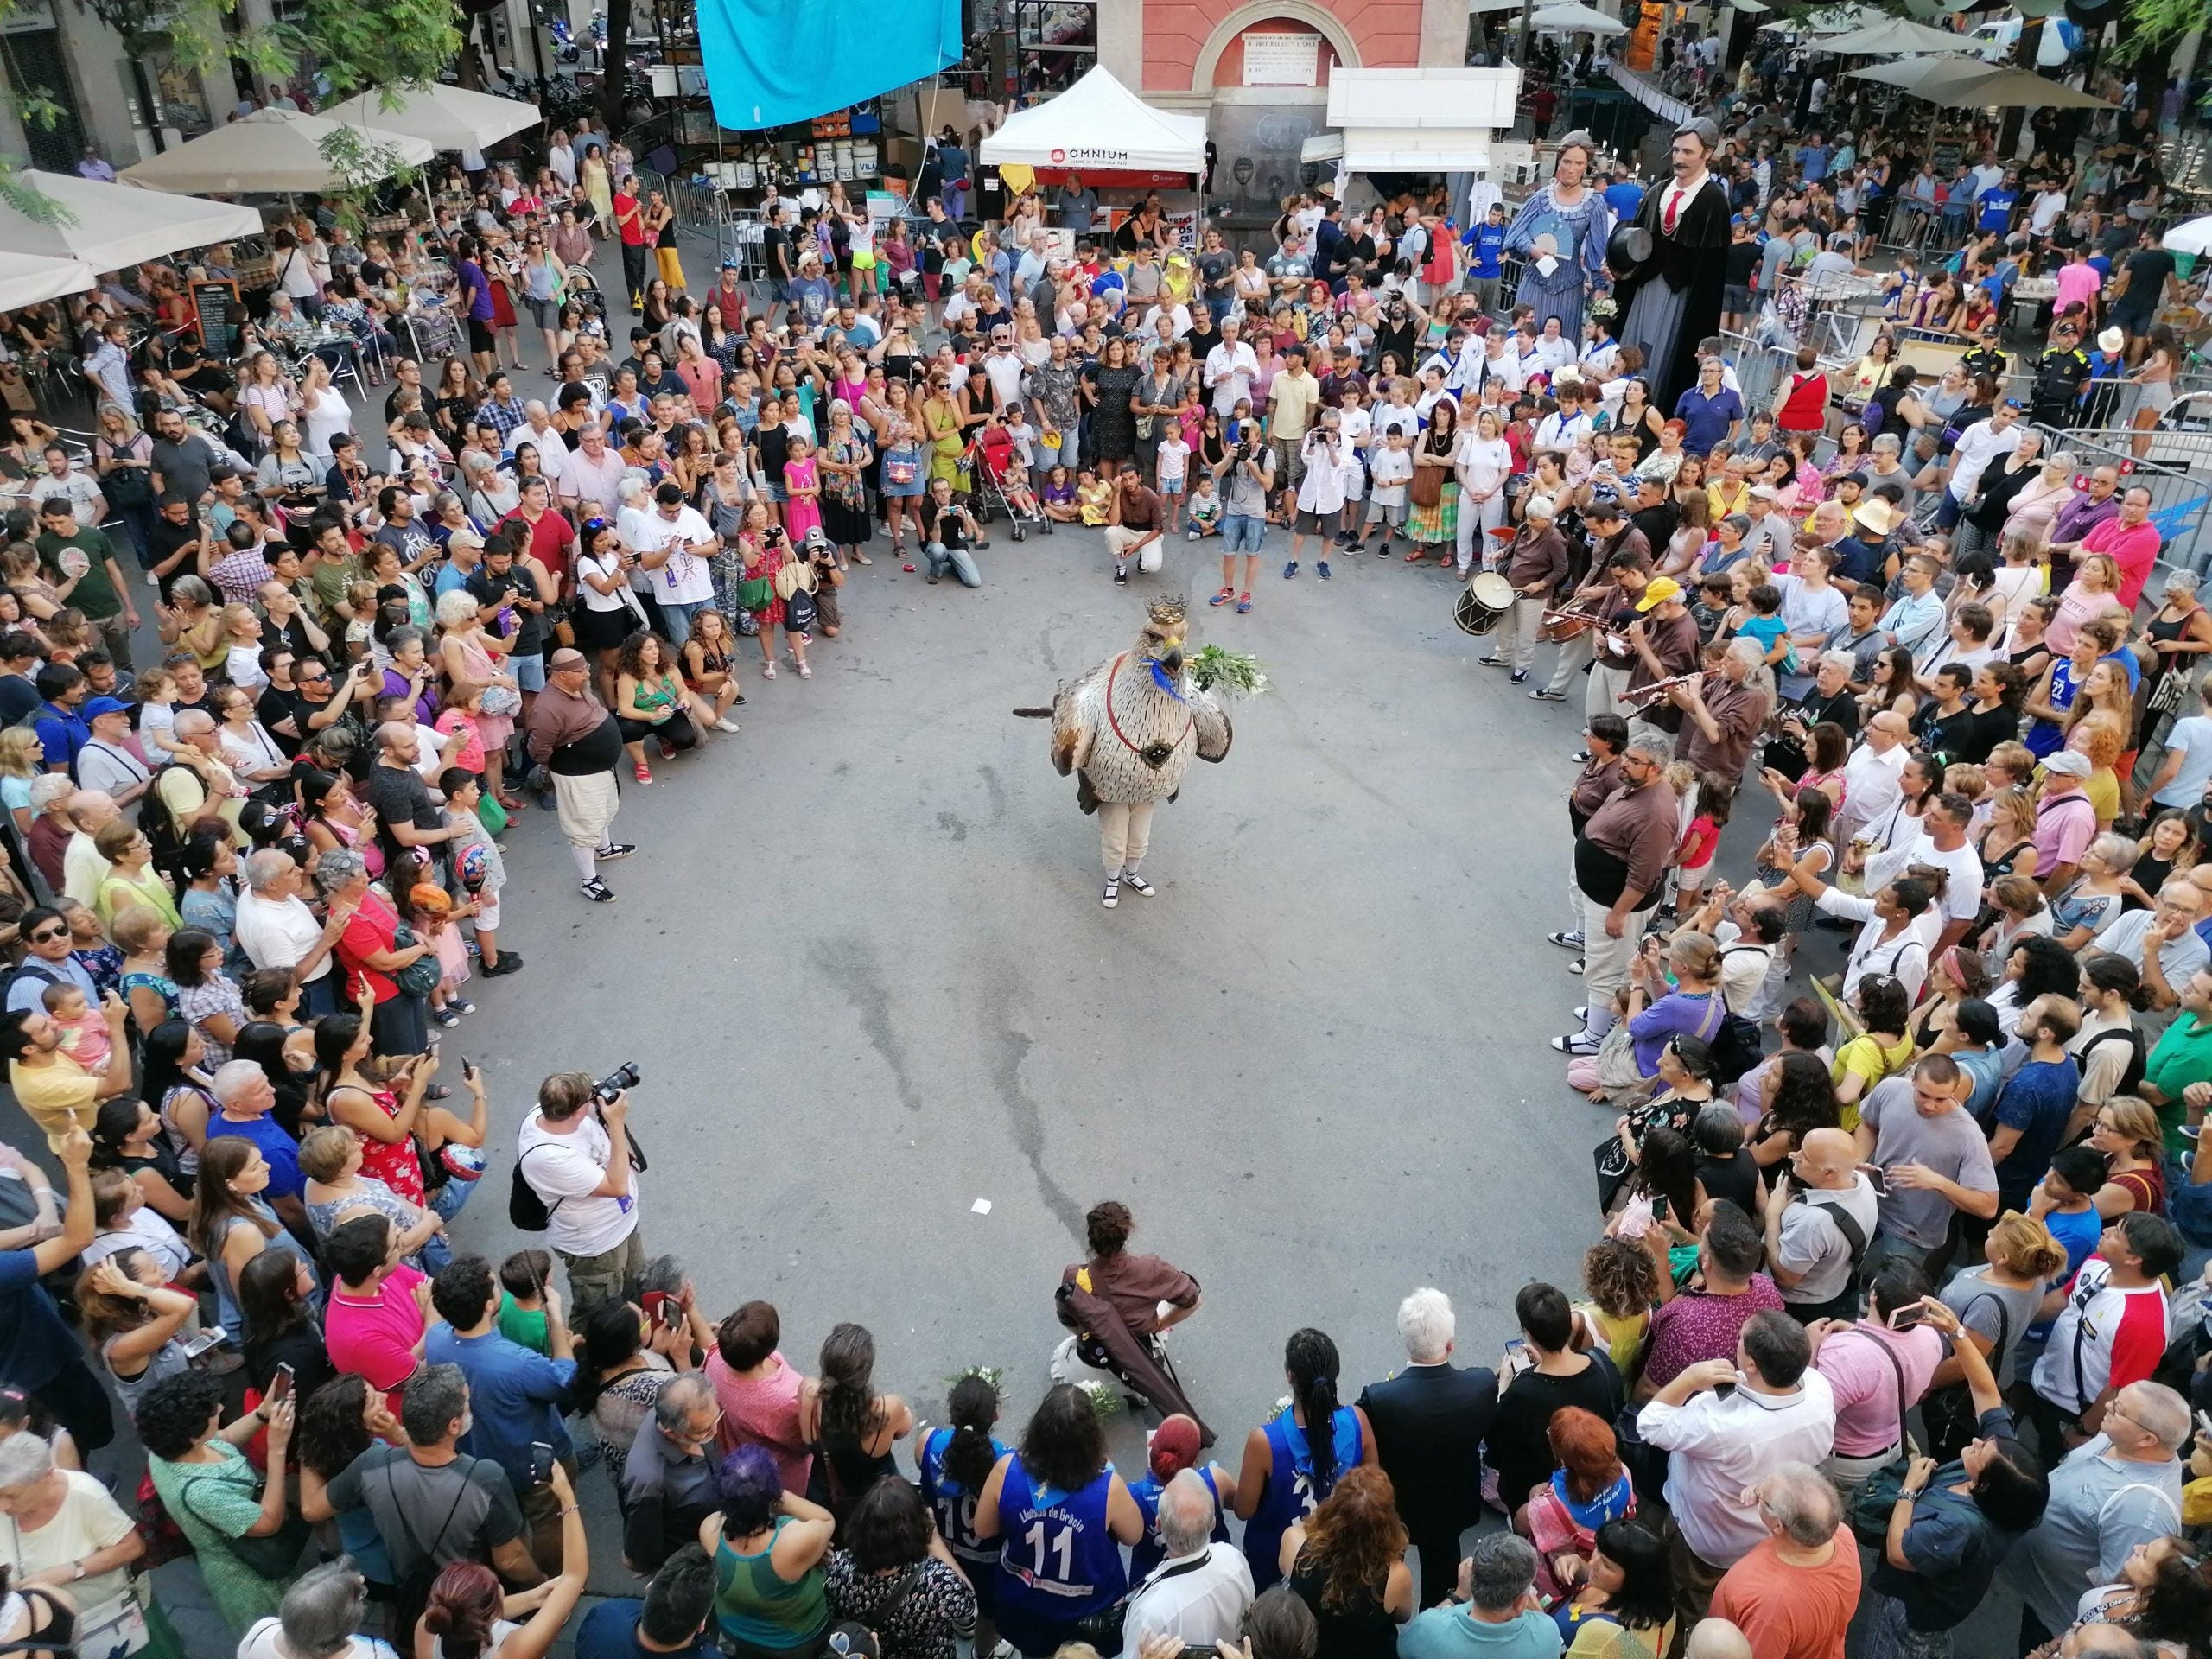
[{"xmin": 82, "ymin": 696, "xmax": 129, "ymax": 719}]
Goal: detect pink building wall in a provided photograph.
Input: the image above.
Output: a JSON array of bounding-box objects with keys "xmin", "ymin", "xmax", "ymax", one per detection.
[{"xmin": 1141, "ymin": 1, "xmax": 1427, "ymax": 91}]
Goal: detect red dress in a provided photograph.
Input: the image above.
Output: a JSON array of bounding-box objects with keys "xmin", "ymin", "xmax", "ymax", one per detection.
[
  {"xmin": 488, "ymin": 264, "xmax": 518, "ymax": 331},
  {"xmin": 337, "ymin": 1083, "xmax": 427, "ymax": 1206}
]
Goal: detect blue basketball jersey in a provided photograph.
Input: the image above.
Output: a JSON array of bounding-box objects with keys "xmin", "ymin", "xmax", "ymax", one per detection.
[
  {"xmin": 918, "ymin": 1426, "xmax": 1008, "ymax": 1568},
  {"xmin": 1241, "ymin": 1406, "xmax": 1362, "ymax": 1592},
  {"xmin": 1128, "ymin": 1463, "xmax": 1230, "ymax": 1580},
  {"xmin": 992, "ymin": 1452, "xmax": 1129, "ymax": 1621}
]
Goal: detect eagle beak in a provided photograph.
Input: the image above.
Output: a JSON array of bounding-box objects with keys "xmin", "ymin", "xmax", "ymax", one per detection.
[{"xmin": 1162, "ymin": 646, "xmax": 1184, "ymax": 676}]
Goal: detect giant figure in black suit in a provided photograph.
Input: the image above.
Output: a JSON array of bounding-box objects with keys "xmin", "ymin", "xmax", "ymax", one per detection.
[
  {"xmin": 1353, "ymin": 1289, "xmax": 1497, "ymax": 1608},
  {"xmin": 1610, "ymin": 118, "xmax": 1734, "ymax": 415}
]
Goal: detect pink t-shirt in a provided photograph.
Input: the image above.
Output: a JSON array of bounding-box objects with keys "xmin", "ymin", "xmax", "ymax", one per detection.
[
  {"xmin": 1812, "ymin": 1322, "xmax": 1945, "ymax": 1455},
  {"xmin": 2083, "ymin": 516, "xmax": 2162, "ymax": 612},
  {"xmin": 327, "ymin": 1262, "xmax": 428, "ymax": 1411},
  {"xmin": 2054, "ymin": 262, "xmax": 2102, "ymax": 315},
  {"xmin": 702, "ymin": 1348, "xmax": 812, "ymax": 1493},
  {"xmin": 435, "ymin": 708, "xmax": 486, "ymax": 773}
]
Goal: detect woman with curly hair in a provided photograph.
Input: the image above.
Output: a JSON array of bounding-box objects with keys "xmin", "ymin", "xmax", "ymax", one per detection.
[
  {"xmin": 1520, "ymin": 1411, "xmax": 1638, "ymax": 1605},
  {"xmin": 2031, "ymin": 1533, "xmax": 2212, "ymax": 1659},
  {"xmin": 824, "ymin": 1473, "xmax": 978, "ymax": 1659},
  {"xmin": 1575, "ymin": 1239, "xmax": 1662, "ymax": 1377},
  {"xmin": 291, "ymin": 1373, "xmax": 394, "ymax": 1584},
  {"xmin": 1279, "ymin": 1464, "xmax": 1413, "ymax": 1659},
  {"xmin": 794, "ymin": 1322, "xmax": 913, "ymax": 1524},
  {"xmin": 613, "ymin": 631, "xmax": 702, "ymax": 785},
  {"xmin": 1749, "ymin": 1049, "xmax": 1843, "ymax": 1173},
  {"xmin": 136, "ymin": 1370, "xmax": 300, "ymax": 1633}
]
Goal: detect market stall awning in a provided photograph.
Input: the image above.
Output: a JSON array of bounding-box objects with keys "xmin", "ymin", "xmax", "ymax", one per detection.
[
  {"xmin": 1529, "ymin": 3, "xmax": 1629, "ymax": 34},
  {"xmin": 316, "ymin": 83, "xmax": 540, "ymax": 152},
  {"xmin": 979, "ymin": 66, "xmax": 1205, "ymax": 175},
  {"xmin": 0, "ymin": 170, "xmax": 263, "ymax": 271},
  {"xmin": 1300, "ymin": 68, "xmax": 1516, "ymax": 175},
  {"xmin": 1608, "ymin": 63, "xmax": 1695, "ymax": 127},
  {"xmin": 118, "ymin": 107, "xmax": 435, "ymax": 194},
  {"xmin": 1847, "ymin": 56, "xmax": 2111, "ymax": 109},
  {"xmin": 1815, "ymin": 16, "xmax": 1971, "ymax": 53},
  {"xmin": 0, "ymin": 250, "xmax": 96, "ymax": 310}
]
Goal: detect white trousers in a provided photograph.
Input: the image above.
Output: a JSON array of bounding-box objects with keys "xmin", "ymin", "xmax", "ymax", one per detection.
[{"xmin": 1098, "ymin": 799, "xmax": 1156, "ymax": 874}]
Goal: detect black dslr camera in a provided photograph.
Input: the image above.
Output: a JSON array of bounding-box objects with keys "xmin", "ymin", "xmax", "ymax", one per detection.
[{"xmin": 594, "ymin": 1062, "xmax": 641, "ymax": 1104}]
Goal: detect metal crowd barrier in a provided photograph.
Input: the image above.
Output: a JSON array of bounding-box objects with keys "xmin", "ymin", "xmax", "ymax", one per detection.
[{"xmin": 2031, "ymin": 407, "xmax": 2212, "ymax": 576}]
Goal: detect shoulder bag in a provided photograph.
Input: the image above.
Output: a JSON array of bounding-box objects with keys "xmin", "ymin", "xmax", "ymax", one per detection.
[
  {"xmin": 1921, "ymin": 1291, "xmax": 2007, "ymax": 1462},
  {"xmin": 387, "ymin": 920, "xmax": 445, "ymax": 1001},
  {"xmin": 1077, "ymin": 1545, "xmax": 1212, "ymax": 1652},
  {"xmin": 1409, "ymin": 453, "xmax": 1445, "ymax": 510},
  {"xmin": 1844, "ymin": 1332, "xmax": 1922, "ymax": 1548}
]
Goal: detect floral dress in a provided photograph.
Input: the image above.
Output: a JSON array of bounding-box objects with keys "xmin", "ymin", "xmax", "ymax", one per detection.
[
  {"xmin": 745, "ymin": 536, "xmax": 789, "ymax": 630},
  {"xmin": 821, "ymin": 432, "xmax": 874, "ymax": 548},
  {"xmin": 332, "ymin": 1082, "xmax": 427, "ymax": 1205}
]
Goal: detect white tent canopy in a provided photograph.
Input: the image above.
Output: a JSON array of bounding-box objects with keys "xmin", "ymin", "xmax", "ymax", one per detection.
[
  {"xmin": 1529, "ymin": 3, "xmax": 1628, "ymax": 34},
  {"xmin": 979, "ymin": 66, "xmax": 1205, "ymax": 174},
  {"xmin": 1817, "ymin": 16, "xmax": 1971, "ymax": 54},
  {"xmin": 2167, "ymin": 214, "xmax": 2212, "ymax": 259},
  {"xmin": 0, "ymin": 251, "xmax": 96, "ymax": 311},
  {"xmin": 1848, "ymin": 56, "xmax": 2110, "ymax": 109},
  {"xmin": 119, "ymin": 107, "xmax": 435, "ymax": 195},
  {"xmin": 1301, "ymin": 67, "xmax": 1516, "ymax": 172},
  {"xmin": 317, "ymin": 83, "xmax": 539, "ymax": 152},
  {"xmin": 0, "ymin": 170, "xmax": 262, "ymax": 272}
]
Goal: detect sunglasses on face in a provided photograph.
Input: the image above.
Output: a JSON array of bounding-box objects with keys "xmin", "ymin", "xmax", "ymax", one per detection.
[{"xmin": 27, "ymin": 927, "xmax": 67, "ymax": 944}]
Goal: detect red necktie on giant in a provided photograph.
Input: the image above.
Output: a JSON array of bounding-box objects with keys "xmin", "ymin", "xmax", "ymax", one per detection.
[{"xmin": 1662, "ymin": 188, "xmax": 1680, "ymax": 236}]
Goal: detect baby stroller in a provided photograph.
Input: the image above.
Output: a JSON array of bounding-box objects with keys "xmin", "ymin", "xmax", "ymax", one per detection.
[{"xmin": 960, "ymin": 428, "xmax": 1047, "ymax": 542}]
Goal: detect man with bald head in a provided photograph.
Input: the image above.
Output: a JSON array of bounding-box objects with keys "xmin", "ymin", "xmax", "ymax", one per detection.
[
  {"xmin": 2007, "ymin": 1365, "xmax": 2190, "ymax": 1650},
  {"xmin": 365, "ymin": 720, "xmax": 459, "ymax": 866},
  {"xmin": 60, "ymin": 791, "xmax": 120, "ymax": 910},
  {"xmin": 1122, "ymin": 1466, "xmax": 1253, "ymax": 1649},
  {"xmin": 504, "ymin": 399, "xmax": 569, "ymax": 491},
  {"xmin": 1834, "ymin": 712, "xmax": 1910, "ymax": 847},
  {"xmin": 1763, "ymin": 1128, "xmax": 1880, "ymax": 1324}
]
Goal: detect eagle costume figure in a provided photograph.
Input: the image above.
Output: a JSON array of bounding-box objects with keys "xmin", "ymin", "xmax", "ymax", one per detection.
[{"xmin": 1018, "ymin": 596, "xmax": 1234, "ymax": 909}]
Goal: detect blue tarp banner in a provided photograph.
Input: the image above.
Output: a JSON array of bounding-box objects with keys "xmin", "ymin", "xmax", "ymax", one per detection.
[{"xmin": 696, "ymin": 0, "xmax": 963, "ymax": 132}]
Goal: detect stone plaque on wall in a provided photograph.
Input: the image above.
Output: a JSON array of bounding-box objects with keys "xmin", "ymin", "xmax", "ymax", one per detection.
[{"xmin": 1240, "ymin": 32, "xmax": 1319, "ymax": 86}]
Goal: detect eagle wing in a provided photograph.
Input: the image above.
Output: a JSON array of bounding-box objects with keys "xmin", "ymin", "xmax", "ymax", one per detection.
[
  {"xmin": 1049, "ymin": 669, "xmax": 1103, "ymax": 776},
  {"xmin": 1191, "ymin": 690, "xmax": 1233, "ymax": 764}
]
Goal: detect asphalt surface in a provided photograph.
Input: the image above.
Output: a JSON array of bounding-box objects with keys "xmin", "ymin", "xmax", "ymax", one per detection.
[{"xmin": 7, "ymin": 227, "xmax": 2030, "ymax": 1653}]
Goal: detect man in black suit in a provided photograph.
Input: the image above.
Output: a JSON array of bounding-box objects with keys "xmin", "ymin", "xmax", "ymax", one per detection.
[{"xmin": 1354, "ymin": 1287, "xmax": 1497, "ymax": 1607}]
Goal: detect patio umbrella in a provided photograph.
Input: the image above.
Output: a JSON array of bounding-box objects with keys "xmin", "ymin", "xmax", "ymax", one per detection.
[
  {"xmin": 1529, "ymin": 3, "xmax": 1629, "ymax": 33},
  {"xmin": 316, "ymin": 83, "xmax": 540, "ymax": 153},
  {"xmin": 0, "ymin": 250, "xmax": 96, "ymax": 311},
  {"xmin": 1847, "ymin": 57, "xmax": 2111, "ymax": 109},
  {"xmin": 118, "ymin": 107, "xmax": 435, "ymax": 195},
  {"xmin": 0, "ymin": 169, "xmax": 262, "ymax": 272},
  {"xmin": 2165, "ymin": 214, "xmax": 2212, "ymax": 258},
  {"xmin": 1816, "ymin": 16, "xmax": 1973, "ymax": 54}
]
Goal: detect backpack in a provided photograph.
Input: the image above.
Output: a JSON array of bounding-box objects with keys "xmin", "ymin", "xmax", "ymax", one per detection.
[
  {"xmin": 0, "ymin": 955, "xmax": 73, "ymax": 1012},
  {"xmin": 385, "ymin": 1457, "xmax": 474, "ymax": 1644},
  {"xmin": 508, "ymin": 1141, "xmax": 564, "ymax": 1232}
]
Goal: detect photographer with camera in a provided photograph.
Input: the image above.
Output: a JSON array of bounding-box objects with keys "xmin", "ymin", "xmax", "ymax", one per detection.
[
  {"xmin": 1207, "ymin": 437, "xmax": 1273, "ymax": 617},
  {"xmin": 517, "ymin": 1066, "xmax": 645, "ymax": 1318}
]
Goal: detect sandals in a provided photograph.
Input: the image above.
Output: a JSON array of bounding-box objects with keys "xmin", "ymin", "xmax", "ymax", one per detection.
[
  {"xmin": 494, "ymin": 793, "xmax": 523, "ymax": 811},
  {"xmin": 853, "ymin": 550, "xmax": 872, "ymax": 565},
  {"xmin": 760, "ymin": 661, "xmax": 777, "ymax": 678},
  {"xmin": 796, "ymin": 661, "xmax": 813, "ymax": 679},
  {"xmin": 634, "ymin": 761, "xmax": 653, "ymax": 783}
]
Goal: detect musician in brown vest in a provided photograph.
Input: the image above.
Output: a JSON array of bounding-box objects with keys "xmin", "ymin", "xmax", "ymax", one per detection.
[
  {"xmin": 1621, "ymin": 575, "xmax": 1703, "ymax": 745},
  {"xmin": 1479, "ymin": 495, "xmax": 1571, "ymax": 684}
]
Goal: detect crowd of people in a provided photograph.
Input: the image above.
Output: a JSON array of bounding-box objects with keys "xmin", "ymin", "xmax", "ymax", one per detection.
[{"xmin": 0, "ymin": 37, "xmax": 2209, "ymax": 1659}]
